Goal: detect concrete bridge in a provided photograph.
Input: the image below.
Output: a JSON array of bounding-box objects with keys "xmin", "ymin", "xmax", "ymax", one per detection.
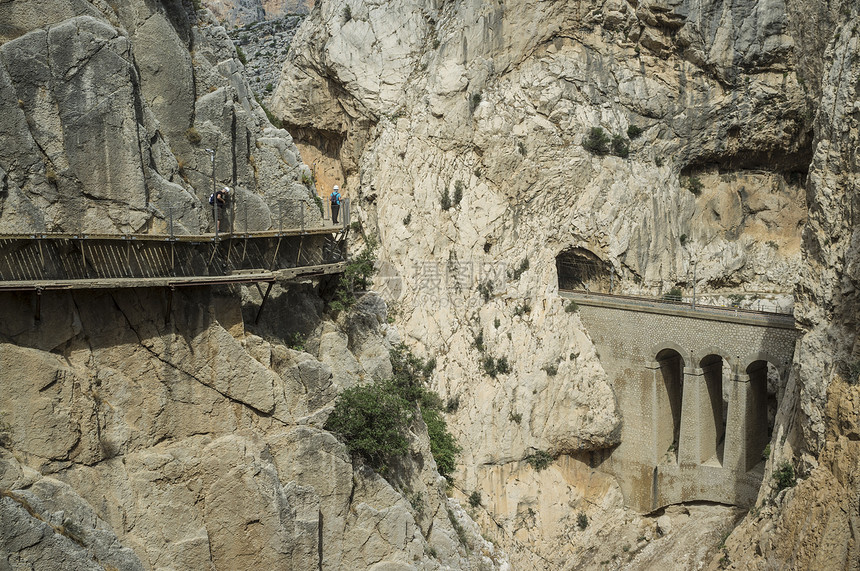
[{"xmin": 561, "ymin": 291, "xmax": 799, "ymax": 512}]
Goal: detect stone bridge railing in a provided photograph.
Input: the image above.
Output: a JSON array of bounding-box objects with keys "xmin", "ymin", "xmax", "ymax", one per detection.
[{"xmin": 561, "ymin": 290, "xmax": 799, "ymax": 512}]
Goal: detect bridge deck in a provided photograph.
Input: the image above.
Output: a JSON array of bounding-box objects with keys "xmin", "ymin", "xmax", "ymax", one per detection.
[{"xmin": 561, "ymin": 290, "xmax": 797, "ymax": 329}]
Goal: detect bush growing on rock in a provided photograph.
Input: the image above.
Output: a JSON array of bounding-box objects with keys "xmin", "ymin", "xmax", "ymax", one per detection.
[
  {"xmin": 526, "ymin": 450, "xmax": 553, "ymax": 471},
  {"xmin": 611, "ymin": 135, "xmax": 629, "ymax": 158},
  {"xmin": 583, "ymin": 127, "xmax": 610, "ymax": 155},
  {"xmin": 326, "ymin": 344, "xmax": 460, "ymax": 480},
  {"xmin": 330, "ymin": 237, "xmax": 378, "ymax": 312},
  {"xmin": 773, "ymin": 460, "xmax": 796, "ymax": 492}
]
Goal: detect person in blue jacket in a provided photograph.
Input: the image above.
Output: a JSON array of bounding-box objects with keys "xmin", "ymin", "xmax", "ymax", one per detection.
[{"xmin": 330, "ymin": 185, "xmax": 341, "ymax": 223}]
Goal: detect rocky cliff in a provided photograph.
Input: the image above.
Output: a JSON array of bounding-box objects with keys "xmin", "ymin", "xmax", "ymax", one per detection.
[
  {"xmin": 204, "ymin": 0, "xmax": 313, "ymax": 27},
  {"xmin": 0, "ymin": 0, "xmax": 320, "ymax": 235},
  {"xmin": 0, "ymin": 1, "xmax": 505, "ymax": 569},
  {"xmin": 271, "ymin": 0, "xmax": 860, "ymax": 567}
]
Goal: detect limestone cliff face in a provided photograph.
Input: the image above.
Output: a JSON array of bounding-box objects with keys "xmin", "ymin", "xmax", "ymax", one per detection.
[
  {"xmin": 0, "ymin": 1, "xmax": 506, "ymax": 569},
  {"xmin": 0, "ymin": 0, "xmax": 320, "ymax": 235},
  {"xmin": 272, "ymin": 0, "xmax": 858, "ymax": 567},
  {"xmin": 203, "ymin": 0, "xmax": 313, "ymax": 26},
  {"xmin": 0, "ymin": 287, "xmax": 506, "ymax": 569}
]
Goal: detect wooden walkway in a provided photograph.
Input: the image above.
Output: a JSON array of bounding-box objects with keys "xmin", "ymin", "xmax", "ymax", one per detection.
[{"xmin": 0, "ymin": 227, "xmax": 348, "ymax": 291}]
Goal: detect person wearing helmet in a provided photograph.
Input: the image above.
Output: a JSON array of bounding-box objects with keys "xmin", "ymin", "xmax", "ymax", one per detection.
[{"xmin": 330, "ymin": 184, "xmax": 341, "ymax": 224}]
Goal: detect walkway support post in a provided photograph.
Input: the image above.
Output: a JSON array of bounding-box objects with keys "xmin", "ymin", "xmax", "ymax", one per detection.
[{"xmin": 255, "ymin": 282, "xmax": 274, "ymax": 324}]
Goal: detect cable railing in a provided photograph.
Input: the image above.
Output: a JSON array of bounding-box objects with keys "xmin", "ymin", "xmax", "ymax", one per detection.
[{"xmin": 0, "ymin": 197, "xmax": 351, "ymax": 242}]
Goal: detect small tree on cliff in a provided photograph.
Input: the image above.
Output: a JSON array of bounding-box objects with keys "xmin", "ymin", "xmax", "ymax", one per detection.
[{"xmin": 330, "ymin": 237, "xmax": 378, "ymax": 312}]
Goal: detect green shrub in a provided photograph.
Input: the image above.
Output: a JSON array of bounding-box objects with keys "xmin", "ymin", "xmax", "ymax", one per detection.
[
  {"xmin": 482, "ymin": 355, "xmax": 510, "ymax": 378},
  {"xmin": 761, "ymin": 443, "xmax": 770, "ymax": 461},
  {"xmin": 583, "ymin": 127, "xmax": 610, "ymax": 155},
  {"xmin": 663, "ymin": 287, "xmax": 682, "ymax": 301},
  {"xmin": 611, "ymin": 135, "xmax": 629, "ymax": 158},
  {"xmin": 470, "ymin": 92, "xmax": 482, "ymax": 112},
  {"xmin": 508, "ymin": 258, "xmax": 529, "ymax": 280},
  {"xmin": 494, "ymin": 317, "xmax": 500, "ymax": 328},
  {"xmin": 330, "ymin": 238, "xmax": 378, "ymax": 312},
  {"xmin": 287, "ymin": 332, "xmax": 305, "ymax": 351},
  {"xmin": 453, "ymin": 180, "xmax": 463, "ymax": 206},
  {"xmin": 468, "ymin": 491, "xmax": 482, "ymax": 508},
  {"xmin": 655, "ymin": 156, "xmax": 664, "ymax": 167},
  {"xmin": 773, "ymin": 460, "xmax": 796, "ymax": 492},
  {"xmin": 517, "ymin": 140, "xmax": 526, "ymax": 156},
  {"xmin": 440, "ymin": 188, "xmax": 452, "ymax": 211},
  {"xmin": 253, "ymin": 92, "xmax": 283, "ymax": 129},
  {"xmin": 577, "ymin": 512, "xmax": 589, "ymax": 530},
  {"xmin": 514, "ymin": 301, "xmax": 531, "ymax": 317},
  {"xmin": 496, "ymin": 356, "xmax": 510, "ymax": 374},
  {"xmin": 565, "ymin": 300, "xmax": 579, "ymax": 313},
  {"xmin": 342, "ymin": 5, "xmax": 352, "ymax": 22},
  {"xmin": 327, "ymin": 344, "xmax": 459, "ymax": 480},
  {"xmin": 627, "ymin": 125, "xmax": 643, "ymax": 139},
  {"xmin": 324, "ymin": 380, "xmax": 412, "ymax": 472},
  {"xmin": 542, "ymin": 363, "xmax": 558, "ymax": 376},
  {"xmin": 478, "ymin": 280, "xmax": 493, "ymax": 302},
  {"xmin": 509, "ymin": 411, "xmax": 522, "ymax": 424},
  {"xmin": 474, "ymin": 331, "xmax": 485, "ymax": 352},
  {"xmin": 423, "ymin": 407, "xmax": 459, "ymax": 479},
  {"xmin": 526, "ymin": 450, "xmax": 553, "ymax": 471},
  {"xmin": 447, "ymin": 508, "xmax": 469, "ymax": 547},
  {"xmin": 236, "ymin": 46, "xmax": 247, "ymax": 65},
  {"xmin": 687, "ymin": 176, "xmax": 704, "ymax": 196},
  {"xmin": 680, "ymin": 234, "xmax": 687, "ymax": 244},
  {"xmin": 446, "ymin": 395, "xmax": 460, "ymax": 413}
]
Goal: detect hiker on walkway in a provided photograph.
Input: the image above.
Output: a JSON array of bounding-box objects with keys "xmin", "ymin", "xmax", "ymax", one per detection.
[
  {"xmin": 210, "ymin": 186, "xmax": 230, "ymax": 231},
  {"xmin": 330, "ymin": 185, "xmax": 341, "ymax": 224}
]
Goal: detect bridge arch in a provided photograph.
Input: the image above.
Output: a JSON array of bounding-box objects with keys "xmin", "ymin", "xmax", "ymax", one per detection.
[
  {"xmin": 741, "ymin": 351, "xmax": 788, "ymax": 380},
  {"xmin": 654, "ymin": 347, "xmax": 685, "ymax": 465},
  {"xmin": 698, "ymin": 353, "xmax": 730, "ymax": 466},
  {"xmin": 693, "ymin": 346, "xmax": 735, "ymax": 371},
  {"xmin": 742, "ymin": 358, "xmax": 782, "ymax": 471},
  {"xmin": 649, "ymin": 342, "xmax": 688, "ymax": 365}
]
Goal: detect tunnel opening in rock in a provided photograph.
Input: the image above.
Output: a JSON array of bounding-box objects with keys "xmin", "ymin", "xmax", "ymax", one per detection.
[{"xmin": 556, "ymin": 248, "xmax": 612, "ymax": 292}]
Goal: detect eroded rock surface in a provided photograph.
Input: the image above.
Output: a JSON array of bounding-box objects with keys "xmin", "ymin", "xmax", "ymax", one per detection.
[
  {"xmin": 272, "ymin": 0, "xmax": 859, "ymax": 567},
  {"xmin": 0, "ymin": 287, "xmax": 506, "ymax": 570}
]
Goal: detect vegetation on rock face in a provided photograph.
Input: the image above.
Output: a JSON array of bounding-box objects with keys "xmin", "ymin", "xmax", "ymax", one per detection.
[
  {"xmin": 687, "ymin": 176, "xmax": 704, "ymax": 196},
  {"xmin": 468, "ymin": 491, "xmax": 482, "ymax": 508},
  {"xmin": 663, "ymin": 287, "xmax": 683, "ymax": 301},
  {"xmin": 577, "ymin": 512, "xmax": 589, "ymax": 530},
  {"xmin": 330, "ymin": 237, "xmax": 378, "ymax": 312},
  {"xmin": 526, "ymin": 450, "xmax": 553, "ymax": 471},
  {"xmin": 611, "ymin": 135, "xmax": 629, "ymax": 158},
  {"xmin": 583, "ymin": 127, "xmax": 610, "ymax": 155},
  {"xmin": 324, "ymin": 380, "xmax": 411, "ymax": 471},
  {"xmin": 325, "ymin": 344, "xmax": 460, "ymax": 480},
  {"xmin": 773, "ymin": 460, "xmax": 797, "ymax": 492}
]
